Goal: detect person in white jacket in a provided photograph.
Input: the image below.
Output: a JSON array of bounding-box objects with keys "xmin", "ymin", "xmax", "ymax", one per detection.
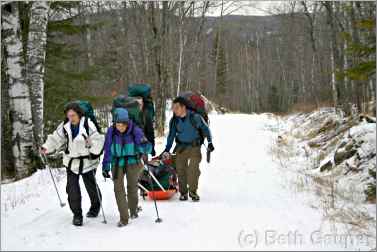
[{"xmin": 41, "ymin": 102, "xmax": 105, "ymax": 226}]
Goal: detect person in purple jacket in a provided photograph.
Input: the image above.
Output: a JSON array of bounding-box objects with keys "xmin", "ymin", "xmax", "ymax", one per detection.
[{"xmin": 102, "ymin": 108, "xmax": 151, "ymax": 227}]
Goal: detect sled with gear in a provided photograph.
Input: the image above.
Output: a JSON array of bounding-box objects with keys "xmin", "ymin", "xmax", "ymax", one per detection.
[{"xmin": 138, "ymin": 155, "xmax": 178, "ymax": 201}]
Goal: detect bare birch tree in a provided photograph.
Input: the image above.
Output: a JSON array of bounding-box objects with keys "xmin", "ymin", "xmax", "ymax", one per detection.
[{"xmin": 27, "ymin": 1, "xmax": 50, "ymax": 148}]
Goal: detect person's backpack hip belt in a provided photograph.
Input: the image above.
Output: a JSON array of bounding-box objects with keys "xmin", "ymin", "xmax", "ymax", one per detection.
[
  {"xmin": 174, "ymin": 138, "xmax": 201, "ymax": 154},
  {"xmin": 67, "ymin": 154, "xmax": 100, "ymax": 174}
]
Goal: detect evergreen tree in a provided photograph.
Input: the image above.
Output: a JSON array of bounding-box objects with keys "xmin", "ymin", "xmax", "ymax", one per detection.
[
  {"xmin": 44, "ymin": 2, "xmax": 103, "ymax": 132},
  {"xmin": 341, "ymin": 18, "xmax": 375, "ymax": 81}
]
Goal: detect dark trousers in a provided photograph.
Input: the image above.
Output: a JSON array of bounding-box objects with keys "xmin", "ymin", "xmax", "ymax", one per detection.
[{"xmin": 66, "ymin": 169, "xmax": 101, "ymax": 217}]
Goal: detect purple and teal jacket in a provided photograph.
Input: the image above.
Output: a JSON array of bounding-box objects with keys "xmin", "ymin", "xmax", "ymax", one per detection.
[{"xmin": 102, "ymin": 120, "xmax": 151, "ymax": 172}]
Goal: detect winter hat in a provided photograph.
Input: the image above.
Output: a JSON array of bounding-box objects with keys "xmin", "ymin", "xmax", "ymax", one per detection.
[{"xmin": 113, "ymin": 108, "xmax": 130, "ymax": 123}]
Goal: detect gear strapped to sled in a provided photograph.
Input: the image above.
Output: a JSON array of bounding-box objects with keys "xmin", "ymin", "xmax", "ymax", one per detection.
[{"xmin": 138, "ymin": 156, "xmax": 178, "ymax": 200}]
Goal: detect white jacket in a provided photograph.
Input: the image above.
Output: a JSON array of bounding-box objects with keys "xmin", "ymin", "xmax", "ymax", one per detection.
[{"xmin": 42, "ymin": 117, "xmax": 105, "ymax": 174}]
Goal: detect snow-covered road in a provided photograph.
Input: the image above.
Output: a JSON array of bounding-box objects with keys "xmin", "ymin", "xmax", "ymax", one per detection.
[{"xmin": 1, "ymin": 114, "xmax": 370, "ymax": 250}]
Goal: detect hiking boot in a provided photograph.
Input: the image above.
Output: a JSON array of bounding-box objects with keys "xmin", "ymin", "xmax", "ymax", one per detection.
[
  {"xmin": 179, "ymin": 193, "xmax": 188, "ymax": 201},
  {"xmin": 117, "ymin": 220, "xmax": 128, "ymax": 228},
  {"xmin": 72, "ymin": 215, "xmax": 83, "ymax": 226},
  {"xmin": 136, "ymin": 206, "xmax": 142, "ymax": 213},
  {"xmin": 189, "ymin": 191, "xmax": 200, "ymax": 202},
  {"xmin": 130, "ymin": 213, "xmax": 139, "ymax": 219},
  {"xmin": 140, "ymin": 190, "xmax": 147, "ymax": 199},
  {"xmin": 86, "ymin": 210, "xmax": 99, "ymax": 218}
]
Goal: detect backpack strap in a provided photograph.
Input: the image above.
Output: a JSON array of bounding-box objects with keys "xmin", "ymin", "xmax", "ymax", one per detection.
[
  {"xmin": 84, "ymin": 117, "xmax": 89, "ymax": 136},
  {"xmin": 189, "ymin": 113, "xmax": 205, "ymax": 145},
  {"xmin": 62, "ymin": 118, "xmax": 70, "ymax": 154},
  {"xmin": 92, "ymin": 117, "xmax": 102, "ymax": 133},
  {"xmin": 170, "ymin": 116, "xmax": 177, "ymax": 131}
]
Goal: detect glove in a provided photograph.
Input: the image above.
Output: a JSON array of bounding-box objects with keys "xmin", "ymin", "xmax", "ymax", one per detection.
[
  {"xmin": 161, "ymin": 151, "xmax": 170, "ymax": 160},
  {"xmin": 40, "ymin": 147, "xmax": 48, "ymax": 155},
  {"xmin": 141, "ymin": 154, "xmax": 148, "ymax": 164},
  {"xmin": 102, "ymin": 170, "xmax": 111, "ymax": 179},
  {"xmin": 208, "ymin": 143, "xmax": 215, "ymax": 152},
  {"xmin": 158, "ymin": 149, "xmax": 168, "ymax": 158}
]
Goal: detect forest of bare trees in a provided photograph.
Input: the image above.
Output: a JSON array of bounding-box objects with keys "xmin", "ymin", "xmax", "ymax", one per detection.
[{"xmin": 1, "ymin": 1, "xmax": 375, "ymax": 180}]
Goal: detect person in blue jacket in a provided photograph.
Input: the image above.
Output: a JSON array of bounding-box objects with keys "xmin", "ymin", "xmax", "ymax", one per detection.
[{"xmin": 162, "ymin": 97, "xmax": 214, "ymax": 202}]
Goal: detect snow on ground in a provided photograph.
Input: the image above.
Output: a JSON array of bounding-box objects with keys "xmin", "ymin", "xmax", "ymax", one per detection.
[
  {"xmin": 1, "ymin": 113, "xmax": 374, "ymax": 250},
  {"xmin": 270, "ymin": 108, "xmax": 376, "ymax": 249}
]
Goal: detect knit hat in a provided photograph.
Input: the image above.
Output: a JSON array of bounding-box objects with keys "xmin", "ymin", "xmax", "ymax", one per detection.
[{"xmin": 113, "ymin": 108, "xmax": 130, "ymax": 123}]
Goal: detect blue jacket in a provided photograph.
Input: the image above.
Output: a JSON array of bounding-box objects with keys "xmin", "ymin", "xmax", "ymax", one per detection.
[{"xmin": 165, "ymin": 110, "xmax": 212, "ymax": 152}]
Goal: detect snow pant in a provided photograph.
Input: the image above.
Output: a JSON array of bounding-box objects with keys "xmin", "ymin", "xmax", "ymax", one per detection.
[
  {"xmin": 111, "ymin": 164, "xmax": 143, "ymax": 224},
  {"xmin": 175, "ymin": 146, "xmax": 202, "ymax": 195},
  {"xmin": 66, "ymin": 169, "xmax": 101, "ymax": 217}
]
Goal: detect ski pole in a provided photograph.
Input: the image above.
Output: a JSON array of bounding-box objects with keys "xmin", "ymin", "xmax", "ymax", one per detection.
[
  {"xmin": 144, "ymin": 162, "xmax": 162, "ymax": 223},
  {"xmin": 148, "ymin": 169, "xmax": 166, "ymax": 192},
  {"xmin": 83, "ymin": 133, "xmax": 107, "ymax": 224},
  {"xmin": 138, "ymin": 183, "xmax": 150, "ymax": 193},
  {"xmin": 40, "ymin": 153, "xmax": 66, "ymax": 208},
  {"xmin": 92, "ymin": 169, "xmax": 107, "ymax": 224}
]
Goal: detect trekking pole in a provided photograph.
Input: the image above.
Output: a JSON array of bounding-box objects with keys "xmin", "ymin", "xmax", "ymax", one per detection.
[
  {"xmin": 143, "ymin": 161, "xmax": 162, "ymax": 223},
  {"xmin": 148, "ymin": 169, "xmax": 166, "ymax": 192},
  {"xmin": 138, "ymin": 183, "xmax": 150, "ymax": 193},
  {"xmin": 83, "ymin": 134, "xmax": 107, "ymax": 224},
  {"xmin": 40, "ymin": 153, "xmax": 66, "ymax": 208},
  {"xmin": 92, "ymin": 169, "xmax": 107, "ymax": 224}
]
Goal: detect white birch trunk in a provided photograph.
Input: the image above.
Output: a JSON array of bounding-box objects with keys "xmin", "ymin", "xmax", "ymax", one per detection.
[
  {"xmin": 177, "ymin": 21, "xmax": 184, "ymax": 96},
  {"xmin": 85, "ymin": 16, "xmax": 93, "ymax": 66},
  {"xmin": 27, "ymin": 1, "xmax": 49, "ymax": 148},
  {"xmin": 330, "ymin": 47, "xmax": 338, "ymax": 109},
  {"xmin": 2, "ymin": 2, "xmax": 34, "ymax": 179}
]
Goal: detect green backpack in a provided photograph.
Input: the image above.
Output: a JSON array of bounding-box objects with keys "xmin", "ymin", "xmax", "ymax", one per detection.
[
  {"xmin": 112, "ymin": 95, "xmax": 144, "ymax": 127},
  {"xmin": 127, "ymin": 84, "xmax": 155, "ymax": 128},
  {"xmin": 76, "ymin": 100, "xmax": 101, "ymax": 133},
  {"xmin": 128, "ymin": 83, "xmax": 151, "ymax": 99}
]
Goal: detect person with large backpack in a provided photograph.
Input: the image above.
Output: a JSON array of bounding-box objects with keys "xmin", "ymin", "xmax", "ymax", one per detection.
[
  {"xmin": 128, "ymin": 83, "xmax": 156, "ymax": 156},
  {"xmin": 41, "ymin": 102, "xmax": 105, "ymax": 226},
  {"xmin": 102, "ymin": 108, "xmax": 152, "ymax": 227},
  {"xmin": 162, "ymin": 95, "xmax": 215, "ymax": 202}
]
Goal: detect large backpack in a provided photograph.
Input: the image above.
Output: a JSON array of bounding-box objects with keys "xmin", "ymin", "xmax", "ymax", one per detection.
[
  {"xmin": 128, "ymin": 84, "xmax": 156, "ymax": 155},
  {"xmin": 171, "ymin": 91, "xmax": 210, "ymax": 145},
  {"xmin": 62, "ymin": 100, "xmax": 101, "ymax": 154},
  {"xmin": 112, "ymin": 95, "xmax": 144, "ymax": 128},
  {"xmin": 128, "ymin": 83, "xmax": 151, "ymax": 99},
  {"xmin": 76, "ymin": 100, "xmax": 101, "ymax": 133},
  {"xmin": 180, "ymin": 91, "xmax": 209, "ymax": 123},
  {"xmin": 127, "ymin": 83, "xmax": 155, "ymax": 124}
]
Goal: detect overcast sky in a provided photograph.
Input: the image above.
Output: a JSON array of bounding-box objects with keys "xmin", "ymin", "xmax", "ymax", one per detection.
[{"xmin": 206, "ymin": 1, "xmax": 282, "ymax": 16}]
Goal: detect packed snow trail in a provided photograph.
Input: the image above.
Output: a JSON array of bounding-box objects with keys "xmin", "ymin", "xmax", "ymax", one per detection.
[{"xmin": 1, "ymin": 114, "xmax": 370, "ymax": 250}]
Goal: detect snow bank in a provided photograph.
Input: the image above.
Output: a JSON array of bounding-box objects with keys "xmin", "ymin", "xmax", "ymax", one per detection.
[{"xmin": 271, "ymin": 108, "xmax": 376, "ymax": 248}]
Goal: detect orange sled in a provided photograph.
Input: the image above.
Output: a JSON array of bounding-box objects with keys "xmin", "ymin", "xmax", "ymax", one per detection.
[{"xmin": 147, "ymin": 189, "xmax": 176, "ymax": 200}]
